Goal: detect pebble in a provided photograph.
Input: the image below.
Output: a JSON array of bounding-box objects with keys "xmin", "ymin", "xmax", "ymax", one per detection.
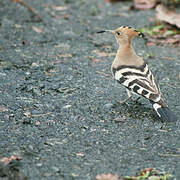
[
  {"xmin": 104, "ymin": 103, "xmax": 113, "ymax": 109},
  {"xmin": 63, "ymin": 105, "xmax": 72, "ymax": 109}
]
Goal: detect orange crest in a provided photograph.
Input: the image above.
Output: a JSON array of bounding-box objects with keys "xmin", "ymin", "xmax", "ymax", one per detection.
[{"xmin": 115, "ymin": 26, "xmax": 144, "ymax": 39}]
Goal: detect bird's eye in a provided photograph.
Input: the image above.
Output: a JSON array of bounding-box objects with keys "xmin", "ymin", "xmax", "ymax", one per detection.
[{"xmin": 117, "ymin": 32, "xmax": 121, "ymax": 36}]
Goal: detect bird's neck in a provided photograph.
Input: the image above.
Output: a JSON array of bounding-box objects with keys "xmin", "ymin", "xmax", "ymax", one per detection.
[
  {"xmin": 117, "ymin": 42, "xmax": 136, "ymax": 57},
  {"xmin": 112, "ymin": 42, "xmax": 141, "ymax": 69}
]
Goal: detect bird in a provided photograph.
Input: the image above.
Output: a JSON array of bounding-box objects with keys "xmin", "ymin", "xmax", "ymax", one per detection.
[{"xmin": 97, "ymin": 26, "xmax": 177, "ymax": 122}]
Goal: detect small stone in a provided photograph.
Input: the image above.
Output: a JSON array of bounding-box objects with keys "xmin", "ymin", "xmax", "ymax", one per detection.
[
  {"xmin": 63, "ymin": 105, "xmax": 72, "ymax": 109},
  {"xmin": 43, "ymin": 173, "xmax": 52, "ymax": 177},
  {"xmin": 32, "ymin": 62, "xmax": 39, "ymax": 67},
  {"xmin": 25, "ymin": 72, "xmax": 30, "ymax": 75},
  {"xmin": 104, "ymin": 103, "xmax": 113, "ymax": 109},
  {"xmin": 52, "ymin": 166, "xmax": 60, "ymax": 172},
  {"xmin": 24, "ymin": 111, "xmax": 31, "ymax": 117},
  {"xmin": 36, "ymin": 163, "xmax": 42, "ymax": 167}
]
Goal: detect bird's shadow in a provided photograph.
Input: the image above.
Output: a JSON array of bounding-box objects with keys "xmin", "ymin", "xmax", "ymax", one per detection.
[{"xmin": 112, "ymin": 99, "xmax": 160, "ymax": 122}]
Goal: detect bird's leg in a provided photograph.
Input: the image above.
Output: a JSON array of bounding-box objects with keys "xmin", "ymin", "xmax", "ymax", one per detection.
[
  {"xmin": 120, "ymin": 89, "xmax": 132, "ymax": 104},
  {"xmin": 134, "ymin": 96, "xmax": 141, "ymax": 103}
]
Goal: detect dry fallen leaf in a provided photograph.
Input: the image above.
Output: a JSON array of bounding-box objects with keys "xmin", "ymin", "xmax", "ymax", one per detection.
[
  {"xmin": 88, "ymin": 56, "xmax": 101, "ymax": 63},
  {"xmin": 134, "ymin": 0, "xmax": 155, "ymax": 10},
  {"xmin": 156, "ymin": 4, "xmax": 180, "ymax": 28},
  {"xmin": 96, "ymin": 173, "xmax": 119, "ymax": 180},
  {"xmin": 0, "ymin": 155, "xmax": 22, "ymax": 164},
  {"xmin": 32, "ymin": 26, "xmax": 43, "ymax": 33}
]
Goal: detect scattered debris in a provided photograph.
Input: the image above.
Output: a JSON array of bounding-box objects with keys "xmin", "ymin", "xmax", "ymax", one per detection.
[
  {"xmin": 134, "ymin": 0, "xmax": 155, "ymax": 10},
  {"xmin": 35, "ymin": 121, "xmax": 41, "ymax": 125},
  {"xmin": 96, "ymin": 71, "xmax": 111, "ymax": 77},
  {"xmin": 96, "ymin": 173, "xmax": 119, "ymax": 180},
  {"xmin": 88, "ymin": 56, "xmax": 102, "ymax": 63},
  {"xmin": 104, "ymin": 103, "xmax": 114, "ymax": 109},
  {"xmin": 145, "ymin": 34, "xmax": 180, "ymax": 47},
  {"xmin": 139, "ymin": 25, "xmax": 180, "ymax": 47},
  {"xmin": 31, "ymin": 112, "xmax": 51, "ymax": 117},
  {"xmin": 0, "ymin": 106, "xmax": 8, "ymax": 112},
  {"xmin": 96, "ymin": 168, "xmax": 173, "ymax": 180},
  {"xmin": 104, "ymin": 0, "xmax": 130, "ymax": 2},
  {"xmin": 57, "ymin": 53, "xmax": 72, "ymax": 58},
  {"xmin": 12, "ymin": 0, "xmax": 42, "ymax": 22},
  {"xmin": 63, "ymin": 105, "xmax": 72, "ymax": 109},
  {"xmin": 23, "ymin": 111, "xmax": 31, "ymax": 117},
  {"xmin": 32, "ymin": 26, "xmax": 43, "ymax": 33},
  {"xmin": 0, "ymin": 156, "xmax": 22, "ymax": 165},
  {"xmin": 156, "ymin": 4, "xmax": 180, "ymax": 28},
  {"xmin": 114, "ymin": 116, "xmax": 127, "ymax": 123},
  {"xmin": 57, "ymin": 87, "xmax": 76, "ymax": 93},
  {"xmin": 76, "ymin": 153, "xmax": 84, "ymax": 157},
  {"xmin": 92, "ymin": 50, "xmax": 116, "ymax": 57},
  {"xmin": 44, "ymin": 4, "xmax": 69, "ymax": 19},
  {"xmin": 51, "ymin": 5, "xmax": 67, "ymax": 11}
]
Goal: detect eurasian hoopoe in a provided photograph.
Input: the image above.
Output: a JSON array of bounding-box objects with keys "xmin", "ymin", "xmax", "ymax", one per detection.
[{"xmin": 97, "ymin": 26, "xmax": 177, "ymax": 122}]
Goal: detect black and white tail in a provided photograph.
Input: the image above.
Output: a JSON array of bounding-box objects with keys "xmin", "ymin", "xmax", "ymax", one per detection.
[{"xmin": 152, "ymin": 102, "xmax": 177, "ymax": 122}]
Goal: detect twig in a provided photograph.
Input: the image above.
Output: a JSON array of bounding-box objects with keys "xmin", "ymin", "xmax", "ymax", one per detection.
[{"xmin": 12, "ymin": 0, "xmax": 42, "ymax": 22}]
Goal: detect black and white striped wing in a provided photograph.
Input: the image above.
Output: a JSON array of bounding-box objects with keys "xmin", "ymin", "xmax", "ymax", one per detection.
[{"xmin": 112, "ymin": 63, "xmax": 164, "ymax": 104}]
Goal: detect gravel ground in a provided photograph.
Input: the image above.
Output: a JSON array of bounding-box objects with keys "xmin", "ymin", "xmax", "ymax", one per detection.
[{"xmin": 0, "ymin": 0, "xmax": 180, "ymax": 179}]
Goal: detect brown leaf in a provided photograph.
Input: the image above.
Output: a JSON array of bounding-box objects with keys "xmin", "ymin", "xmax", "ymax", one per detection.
[
  {"xmin": 32, "ymin": 26, "xmax": 43, "ymax": 33},
  {"xmin": 156, "ymin": 4, "xmax": 180, "ymax": 28},
  {"xmin": 0, "ymin": 156, "xmax": 22, "ymax": 164},
  {"xmin": 134, "ymin": 0, "xmax": 155, "ymax": 10},
  {"xmin": 88, "ymin": 56, "xmax": 101, "ymax": 63},
  {"xmin": 96, "ymin": 173, "xmax": 119, "ymax": 180}
]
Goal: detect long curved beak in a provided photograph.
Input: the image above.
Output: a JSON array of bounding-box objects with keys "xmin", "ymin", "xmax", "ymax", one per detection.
[{"xmin": 97, "ymin": 30, "xmax": 114, "ymax": 34}]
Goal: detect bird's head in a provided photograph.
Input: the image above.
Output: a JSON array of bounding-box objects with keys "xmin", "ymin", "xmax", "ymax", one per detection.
[{"xmin": 97, "ymin": 26, "xmax": 144, "ymax": 46}]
